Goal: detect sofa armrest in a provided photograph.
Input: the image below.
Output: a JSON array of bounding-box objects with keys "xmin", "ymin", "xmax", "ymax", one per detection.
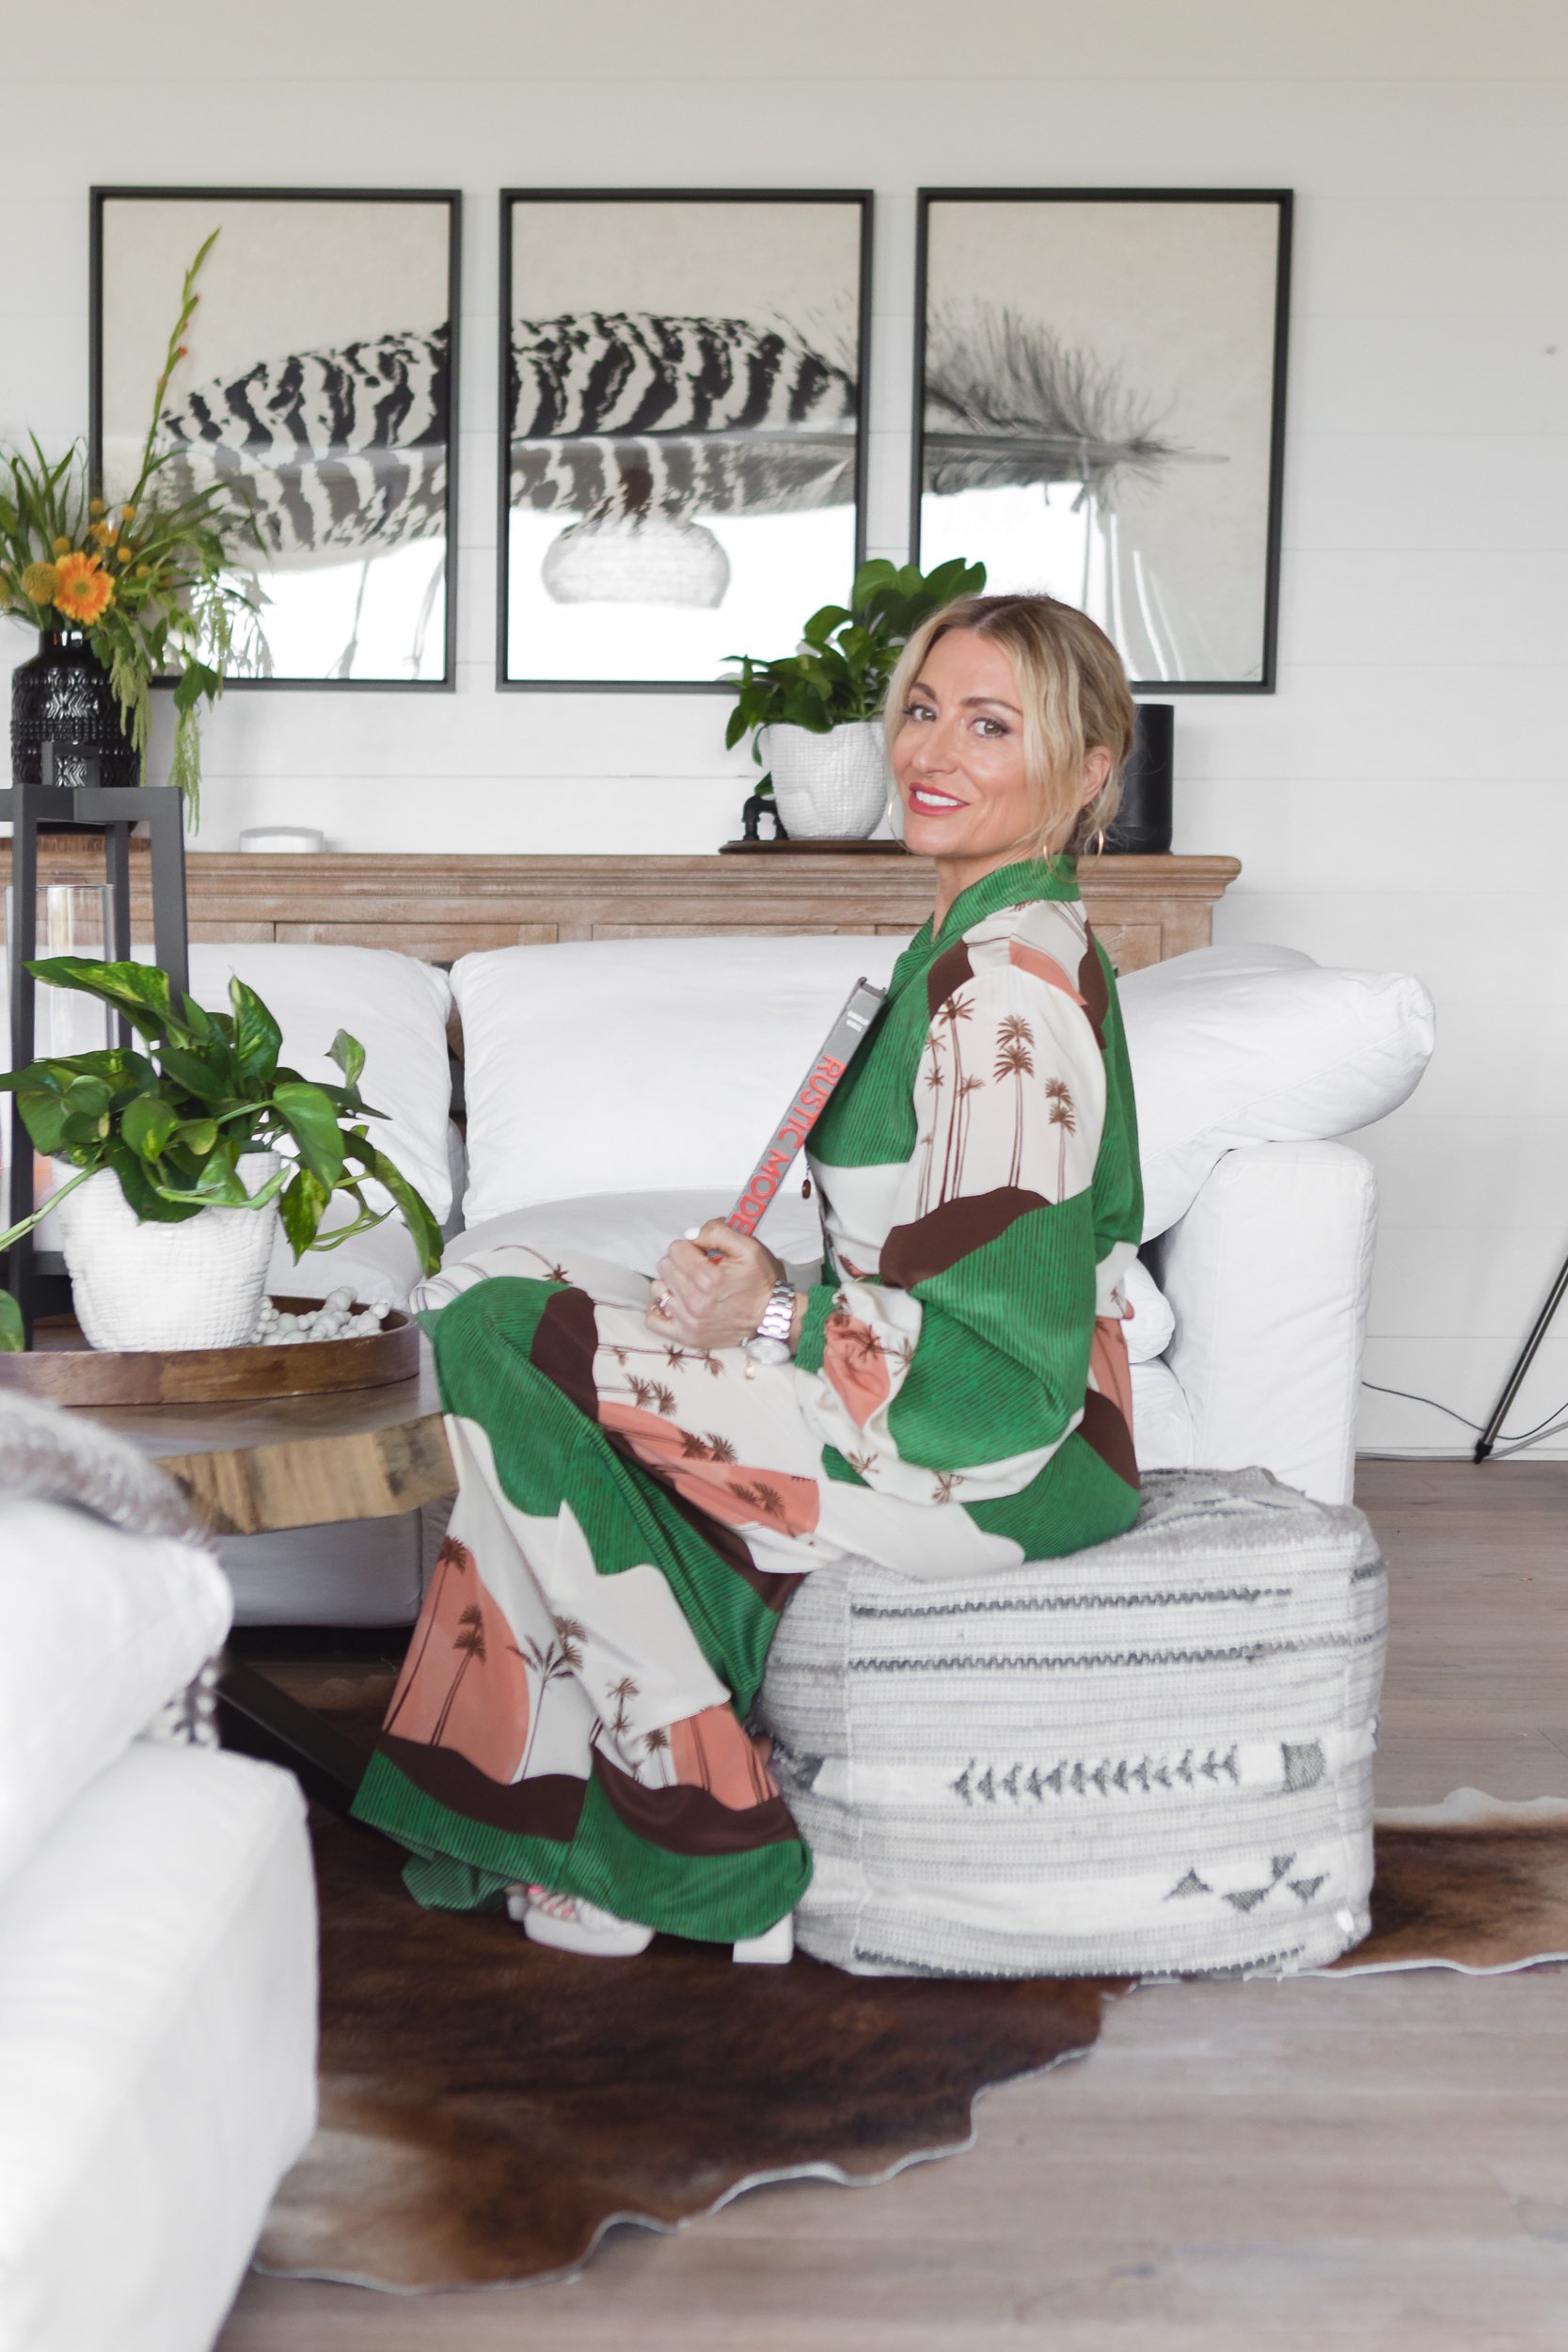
[{"xmin": 1148, "ymin": 1141, "xmax": 1377, "ymax": 1506}]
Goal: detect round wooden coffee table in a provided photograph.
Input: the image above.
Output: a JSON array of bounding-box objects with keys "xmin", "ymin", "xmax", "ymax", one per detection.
[
  {"xmin": 78, "ymin": 1339, "xmax": 458, "ymax": 1810},
  {"xmin": 88, "ymin": 1347, "xmax": 456, "ymax": 1537}
]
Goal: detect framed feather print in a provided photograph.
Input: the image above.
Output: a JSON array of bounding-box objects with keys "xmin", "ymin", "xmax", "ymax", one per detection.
[
  {"xmin": 90, "ymin": 187, "xmax": 461, "ymax": 687},
  {"xmin": 913, "ymin": 190, "xmax": 1291, "ymax": 692},
  {"xmin": 499, "ymin": 189, "xmax": 873, "ymax": 690}
]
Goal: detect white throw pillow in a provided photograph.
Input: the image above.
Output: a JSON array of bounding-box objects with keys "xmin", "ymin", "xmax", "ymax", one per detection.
[
  {"xmin": 1118, "ymin": 946, "xmax": 1434, "ymax": 1240},
  {"xmin": 0, "ymin": 1499, "xmax": 231, "ymax": 1891},
  {"xmin": 188, "ymin": 944, "xmax": 454, "ymax": 1221},
  {"xmin": 453, "ymin": 936, "xmax": 906, "ymax": 1225}
]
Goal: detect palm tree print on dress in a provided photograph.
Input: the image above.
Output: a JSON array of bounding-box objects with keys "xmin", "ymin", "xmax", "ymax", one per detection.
[
  {"xmin": 935, "ymin": 993, "xmax": 974, "ymax": 1201},
  {"xmin": 678, "ymin": 1429, "xmax": 738, "ymax": 1464},
  {"xmin": 429, "ymin": 1604, "xmax": 487, "ymax": 1744},
  {"xmin": 917, "ymin": 1041, "xmax": 945, "ymax": 1213},
  {"xmin": 515, "ymin": 1614, "xmax": 586, "ymax": 1779},
  {"xmin": 953, "ymin": 1075, "xmax": 984, "ymax": 1194},
  {"xmin": 731, "ymin": 1479, "xmax": 789, "ymax": 1525},
  {"xmin": 606, "ymin": 1675, "xmax": 640, "ymax": 1738},
  {"xmin": 384, "ymin": 1535, "xmax": 472, "ymax": 1736},
  {"xmin": 993, "ymin": 1014, "xmax": 1037, "ymax": 1187},
  {"xmin": 1045, "ymin": 1076, "xmax": 1077, "ymax": 1196}
]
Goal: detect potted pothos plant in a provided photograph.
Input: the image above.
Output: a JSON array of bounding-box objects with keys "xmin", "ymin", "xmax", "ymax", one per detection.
[
  {"xmin": 722, "ymin": 556, "xmax": 986, "ymax": 840},
  {"xmin": 0, "ymin": 958, "xmax": 441, "ymax": 1355}
]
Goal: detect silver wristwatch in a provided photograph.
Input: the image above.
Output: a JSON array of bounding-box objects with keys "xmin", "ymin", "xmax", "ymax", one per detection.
[{"xmin": 743, "ymin": 1279, "xmax": 796, "ymax": 1367}]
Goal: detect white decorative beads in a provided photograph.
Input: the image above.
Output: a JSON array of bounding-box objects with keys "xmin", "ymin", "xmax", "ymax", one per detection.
[{"xmin": 245, "ymin": 1287, "xmax": 392, "ymax": 1346}]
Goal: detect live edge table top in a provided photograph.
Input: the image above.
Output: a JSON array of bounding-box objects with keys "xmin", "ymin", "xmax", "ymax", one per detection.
[{"xmin": 86, "ymin": 1344, "xmax": 458, "ymax": 1538}]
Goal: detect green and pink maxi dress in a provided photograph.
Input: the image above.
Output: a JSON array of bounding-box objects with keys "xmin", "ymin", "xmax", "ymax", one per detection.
[{"xmin": 352, "ymin": 856, "xmax": 1144, "ymax": 1941}]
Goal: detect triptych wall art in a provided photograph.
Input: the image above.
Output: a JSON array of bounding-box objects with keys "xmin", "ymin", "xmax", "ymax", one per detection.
[
  {"xmin": 91, "ymin": 188, "xmax": 462, "ymax": 688},
  {"xmin": 87, "ymin": 184, "xmax": 1291, "ymax": 698}
]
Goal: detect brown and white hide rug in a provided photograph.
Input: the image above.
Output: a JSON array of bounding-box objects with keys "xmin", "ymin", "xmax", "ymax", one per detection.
[{"xmin": 257, "ymin": 1790, "xmax": 1568, "ymax": 2294}]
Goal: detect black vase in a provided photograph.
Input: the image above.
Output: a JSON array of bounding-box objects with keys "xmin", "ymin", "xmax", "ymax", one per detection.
[
  {"xmin": 9, "ymin": 628, "xmax": 141, "ymax": 794},
  {"xmin": 1105, "ymin": 702, "xmax": 1174, "ymax": 854}
]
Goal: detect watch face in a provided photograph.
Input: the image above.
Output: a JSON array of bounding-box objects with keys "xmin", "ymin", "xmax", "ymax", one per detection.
[{"xmin": 742, "ymin": 1334, "xmax": 793, "ymax": 1366}]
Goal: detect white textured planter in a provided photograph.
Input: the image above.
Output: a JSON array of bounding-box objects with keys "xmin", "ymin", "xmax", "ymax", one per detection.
[
  {"xmin": 767, "ymin": 721, "xmax": 890, "ymax": 840},
  {"xmin": 55, "ymin": 1150, "xmax": 283, "ymax": 1352}
]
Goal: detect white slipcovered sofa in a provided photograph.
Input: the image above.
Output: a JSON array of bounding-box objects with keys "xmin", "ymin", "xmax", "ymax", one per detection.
[
  {"xmin": 170, "ymin": 932, "xmax": 1432, "ymax": 1629},
  {"xmin": 0, "ymin": 1395, "xmax": 317, "ymax": 2352}
]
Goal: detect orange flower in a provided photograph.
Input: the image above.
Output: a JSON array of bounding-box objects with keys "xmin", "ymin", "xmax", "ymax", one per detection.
[{"xmin": 52, "ymin": 549, "xmax": 114, "ymax": 625}]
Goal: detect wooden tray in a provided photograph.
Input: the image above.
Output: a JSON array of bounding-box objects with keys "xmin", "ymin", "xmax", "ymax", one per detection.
[{"xmin": 0, "ymin": 1297, "xmax": 420, "ymax": 1406}]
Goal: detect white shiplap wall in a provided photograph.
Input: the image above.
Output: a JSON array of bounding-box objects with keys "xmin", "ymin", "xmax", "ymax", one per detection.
[{"xmin": 4, "ymin": 1, "xmax": 1566, "ymax": 1454}]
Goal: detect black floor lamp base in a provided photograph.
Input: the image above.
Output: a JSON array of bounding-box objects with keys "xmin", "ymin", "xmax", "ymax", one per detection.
[{"xmin": 1474, "ymin": 1249, "xmax": 1568, "ymax": 1460}]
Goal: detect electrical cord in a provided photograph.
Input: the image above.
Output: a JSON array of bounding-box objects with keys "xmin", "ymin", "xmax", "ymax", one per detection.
[{"xmin": 1361, "ymin": 1379, "xmax": 1568, "ymax": 1458}]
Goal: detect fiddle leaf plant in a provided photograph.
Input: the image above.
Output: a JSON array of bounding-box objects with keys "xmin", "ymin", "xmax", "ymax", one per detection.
[
  {"xmin": 0, "ymin": 957, "xmax": 443, "ymax": 1352},
  {"xmin": 722, "ymin": 555, "xmax": 987, "ymax": 781}
]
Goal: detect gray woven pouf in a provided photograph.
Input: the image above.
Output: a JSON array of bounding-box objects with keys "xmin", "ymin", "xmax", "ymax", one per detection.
[{"xmin": 759, "ymin": 1468, "xmax": 1388, "ymax": 1979}]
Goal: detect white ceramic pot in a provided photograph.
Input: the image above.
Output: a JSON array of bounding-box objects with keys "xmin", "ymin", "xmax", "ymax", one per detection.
[
  {"xmin": 767, "ymin": 721, "xmax": 890, "ymax": 840},
  {"xmin": 55, "ymin": 1150, "xmax": 283, "ymax": 1352}
]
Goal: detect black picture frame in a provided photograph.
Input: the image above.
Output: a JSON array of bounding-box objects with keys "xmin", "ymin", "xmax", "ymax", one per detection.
[
  {"xmin": 498, "ymin": 188, "xmax": 875, "ymax": 693},
  {"xmin": 89, "ymin": 185, "xmax": 463, "ymax": 692},
  {"xmin": 911, "ymin": 188, "xmax": 1292, "ymax": 694}
]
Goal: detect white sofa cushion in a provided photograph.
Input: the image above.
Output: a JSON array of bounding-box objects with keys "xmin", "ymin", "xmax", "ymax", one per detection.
[
  {"xmin": 1130, "ymin": 1356, "xmax": 1195, "ymax": 1469},
  {"xmin": 1119, "ymin": 945, "xmax": 1433, "ymax": 1240},
  {"xmin": 452, "ymin": 935, "xmax": 904, "ymax": 1224},
  {"xmin": 0, "ymin": 1499, "xmax": 231, "ymax": 1892},
  {"xmin": 0, "ymin": 1742, "xmax": 317, "ymax": 2352},
  {"xmin": 188, "ymin": 943, "xmax": 454, "ymax": 1222},
  {"xmin": 1154, "ymin": 1141, "xmax": 1379, "ymax": 1506},
  {"xmin": 451, "ymin": 935, "xmax": 1431, "ymax": 1253}
]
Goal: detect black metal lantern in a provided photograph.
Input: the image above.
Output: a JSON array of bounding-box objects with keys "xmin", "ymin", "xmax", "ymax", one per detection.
[{"xmin": 1, "ymin": 742, "xmax": 189, "ymax": 1342}]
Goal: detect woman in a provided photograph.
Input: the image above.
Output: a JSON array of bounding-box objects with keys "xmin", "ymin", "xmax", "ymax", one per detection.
[{"xmin": 352, "ymin": 594, "xmax": 1145, "ymax": 1957}]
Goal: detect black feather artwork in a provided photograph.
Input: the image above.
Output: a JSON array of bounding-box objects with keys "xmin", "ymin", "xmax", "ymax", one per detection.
[{"xmin": 922, "ymin": 304, "xmax": 1193, "ymax": 503}]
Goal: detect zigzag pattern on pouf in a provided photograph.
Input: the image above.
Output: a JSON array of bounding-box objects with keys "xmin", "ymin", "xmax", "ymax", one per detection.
[{"xmin": 759, "ymin": 1468, "xmax": 1387, "ymax": 1979}]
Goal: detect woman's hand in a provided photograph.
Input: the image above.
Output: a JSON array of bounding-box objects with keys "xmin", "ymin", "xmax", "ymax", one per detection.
[{"xmin": 648, "ymin": 1220, "xmax": 785, "ymax": 1352}]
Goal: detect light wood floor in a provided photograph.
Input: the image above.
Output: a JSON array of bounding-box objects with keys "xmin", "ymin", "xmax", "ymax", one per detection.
[{"xmin": 216, "ymin": 1461, "xmax": 1568, "ymax": 2352}]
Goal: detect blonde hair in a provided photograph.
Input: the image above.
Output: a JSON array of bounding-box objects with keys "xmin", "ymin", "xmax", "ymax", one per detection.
[{"xmin": 884, "ymin": 593, "xmax": 1138, "ymax": 857}]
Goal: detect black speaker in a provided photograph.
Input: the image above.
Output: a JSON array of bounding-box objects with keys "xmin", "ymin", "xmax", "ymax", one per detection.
[{"xmin": 1104, "ymin": 702, "xmax": 1173, "ymax": 854}]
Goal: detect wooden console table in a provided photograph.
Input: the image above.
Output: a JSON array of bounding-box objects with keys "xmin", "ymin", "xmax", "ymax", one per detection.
[{"xmin": 3, "ymin": 845, "xmax": 1241, "ymax": 976}]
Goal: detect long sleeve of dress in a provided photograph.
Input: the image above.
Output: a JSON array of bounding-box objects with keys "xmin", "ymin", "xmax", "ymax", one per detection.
[{"xmin": 795, "ymin": 938, "xmax": 1132, "ymax": 1506}]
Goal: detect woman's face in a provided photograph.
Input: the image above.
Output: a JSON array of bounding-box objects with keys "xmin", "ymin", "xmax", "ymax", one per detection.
[{"xmin": 891, "ymin": 628, "xmax": 1040, "ymax": 866}]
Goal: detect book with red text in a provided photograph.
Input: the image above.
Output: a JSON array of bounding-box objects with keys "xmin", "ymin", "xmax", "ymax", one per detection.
[{"xmin": 725, "ymin": 978, "xmax": 888, "ymax": 1237}]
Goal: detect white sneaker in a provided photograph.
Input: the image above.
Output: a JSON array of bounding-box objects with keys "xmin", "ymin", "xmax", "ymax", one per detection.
[
  {"xmin": 508, "ymin": 1883, "xmax": 654, "ymax": 1957},
  {"xmin": 734, "ymin": 1914, "xmax": 795, "ymax": 1964}
]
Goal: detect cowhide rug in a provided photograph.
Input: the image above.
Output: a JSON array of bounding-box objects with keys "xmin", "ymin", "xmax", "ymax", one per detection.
[{"xmin": 256, "ymin": 1779, "xmax": 1568, "ymax": 2294}]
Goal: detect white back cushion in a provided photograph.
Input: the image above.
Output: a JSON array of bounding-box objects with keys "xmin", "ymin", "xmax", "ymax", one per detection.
[
  {"xmin": 1119, "ymin": 946, "xmax": 1434, "ymax": 1239},
  {"xmin": 188, "ymin": 944, "xmax": 454, "ymax": 1220},
  {"xmin": 0, "ymin": 1500, "xmax": 231, "ymax": 1892},
  {"xmin": 454, "ymin": 936, "xmax": 905, "ymax": 1224},
  {"xmin": 451, "ymin": 933, "xmax": 1433, "ymax": 1248}
]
